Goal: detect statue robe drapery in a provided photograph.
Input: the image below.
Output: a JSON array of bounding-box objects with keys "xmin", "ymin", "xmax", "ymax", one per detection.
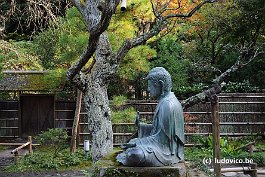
[{"xmin": 117, "ymin": 92, "xmax": 184, "ymax": 166}]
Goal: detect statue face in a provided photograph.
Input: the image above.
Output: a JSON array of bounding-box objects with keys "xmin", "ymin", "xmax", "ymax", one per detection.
[{"xmin": 147, "ymin": 80, "xmax": 162, "ymax": 98}]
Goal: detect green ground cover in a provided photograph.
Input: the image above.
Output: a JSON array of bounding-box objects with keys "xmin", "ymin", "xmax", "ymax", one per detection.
[
  {"xmin": 185, "ymin": 136, "xmax": 265, "ymax": 174},
  {"xmin": 3, "ymin": 130, "xmax": 264, "ymax": 176}
]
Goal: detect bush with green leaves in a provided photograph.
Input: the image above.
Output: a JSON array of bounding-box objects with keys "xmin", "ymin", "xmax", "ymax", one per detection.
[
  {"xmin": 223, "ymin": 80, "xmax": 261, "ymax": 93},
  {"xmin": 111, "ymin": 95, "xmax": 136, "ymax": 123},
  {"xmin": 151, "ymin": 36, "xmax": 191, "ymax": 92},
  {"xmin": 36, "ymin": 128, "xmax": 68, "ymax": 158},
  {"xmin": 5, "ymin": 148, "xmax": 92, "ymax": 172}
]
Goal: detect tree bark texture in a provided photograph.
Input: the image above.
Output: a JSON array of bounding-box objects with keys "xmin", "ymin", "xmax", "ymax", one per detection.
[{"xmin": 84, "ymin": 32, "xmax": 115, "ymax": 162}]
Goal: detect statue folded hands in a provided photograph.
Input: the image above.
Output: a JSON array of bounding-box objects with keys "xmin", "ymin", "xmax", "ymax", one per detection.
[{"xmin": 116, "ymin": 67, "xmax": 185, "ymax": 167}]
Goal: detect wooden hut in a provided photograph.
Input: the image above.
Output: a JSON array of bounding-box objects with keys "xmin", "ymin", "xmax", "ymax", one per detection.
[{"xmin": 0, "ymin": 70, "xmax": 70, "ymax": 140}]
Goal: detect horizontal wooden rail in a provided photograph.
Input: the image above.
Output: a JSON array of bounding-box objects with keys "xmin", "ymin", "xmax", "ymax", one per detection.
[
  {"xmin": 184, "ymin": 133, "xmax": 262, "ymax": 136},
  {"xmin": 0, "ymin": 118, "xmax": 19, "ymax": 121},
  {"xmin": 185, "ymin": 122, "xmax": 265, "ymax": 125},
  {"xmin": 55, "ymin": 110, "xmax": 74, "ymax": 112},
  {"xmin": 112, "ymin": 122, "xmax": 265, "ymax": 126},
  {"xmin": 210, "ymin": 163, "xmax": 258, "ymax": 177},
  {"xmin": 61, "ymin": 127, "xmax": 73, "ymax": 130},
  {"xmin": 55, "ymin": 119, "xmax": 74, "ymax": 121},
  {"xmin": 113, "ymin": 123, "xmax": 134, "ymax": 125},
  {"xmin": 10, "ymin": 136, "xmax": 33, "ymax": 164},
  {"xmin": 218, "ymin": 95, "xmax": 265, "ymax": 98},
  {"xmin": 0, "ymin": 136, "xmax": 19, "ymax": 138},
  {"xmin": 210, "ymin": 167, "xmax": 254, "ymax": 173},
  {"xmin": 11, "ymin": 142, "xmax": 31, "ymax": 154},
  {"xmin": 139, "ymin": 111, "xmax": 265, "ymax": 114},
  {"xmin": 0, "ymin": 110, "xmax": 19, "ymax": 112},
  {"xmin": 0, "ymin": 127, "xmax": 19, "ymax": 129},
  {"xmin": 0, "ymin": 143, "xmax": 39, "ymax": 146},
  {"xmin": 113, "ymin": 133, "xmax": 133, "ymax": 136}
]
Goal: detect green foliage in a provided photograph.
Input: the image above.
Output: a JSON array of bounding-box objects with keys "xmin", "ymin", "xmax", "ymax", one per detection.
[
  {"xmin": 5, "ymin": 128, "xmax": 92, "ymax": 172},
  {"xmin": 185, "ymin": 147, "xmax": 211, "ymax": 173},
  {"xmin": 35, "ymin": 128, "xmax": 68, "ymax": 158},
  {"xmin": 32, "ymin": 29, "xmax": 59, "ymax": 69},
  {"xmin": 112, "ymin": 107, "xmax": 136, "ymax": 123},
  {"xmin": 0, "ymin": 40, "xmax": 42, "ymax": 70},
  {"xmin": 178, "ymin": 0, "xmax": 265, "ymax": 91},
  {"xmin": 5, "ymin": 148, "xmax": 92, "ymax": 172},
  {"xmin": 112, "ymin": 95, "xmax": 127, "ymax": 107},
  {"xmin": 197, "ymin": 135, "xmax": 244, "ymax": 156},
  {"xmin": 174, "ymin": 83, "xmax": 207, "ymax": 99},
  {"xmin": 106, "ymin": 0, "xmax": 156, "ymax": 98},
  {"xmin": 111, "ymin": 95, "xmax": 136, "ymax": 123},
  {"xmin": 223, "ymin": 80, "xmax": 261, "ymax": 93},
  {"xmin": 118, "ymin": 45, "xmax": 155, "ymax": 80},
  {"xmin": 108, "ymin": 0, "xmax": 154, "ymax": 51},
  {"xmin": 33, "ymin": 7, "xmax": 88, "ymax": 70},
  {"xmin": 43, "ymin": 69, "xmax": 67, "ymax": 90},
  {"xmin": 186, "ymin": 137, "xmax": 265, "ymax": 174},
  {"xmin": 151, "ymin": 37, "xmax": 190, "ymax": 93}
]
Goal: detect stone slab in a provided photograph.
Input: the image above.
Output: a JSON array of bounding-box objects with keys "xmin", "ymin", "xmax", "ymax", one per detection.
[{"xmin": 99, "ymin": 162, "xmax": 186, "ymax": 177}]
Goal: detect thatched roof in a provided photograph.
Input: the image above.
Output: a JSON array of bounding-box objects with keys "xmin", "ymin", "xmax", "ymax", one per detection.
[{"xmin": 0, "ymin": 70, "xmax": 65, "ymax": 91}]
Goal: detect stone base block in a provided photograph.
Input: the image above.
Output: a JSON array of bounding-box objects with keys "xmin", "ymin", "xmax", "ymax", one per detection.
[{"xmin": 99, "ymin": 162, "xmax": 186, "ymax": 177}]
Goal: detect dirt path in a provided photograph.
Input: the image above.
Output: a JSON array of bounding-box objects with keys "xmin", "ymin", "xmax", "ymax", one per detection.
[{"xmin": 0, "ymin": 149, "xmax": 15, "ymax": 169}]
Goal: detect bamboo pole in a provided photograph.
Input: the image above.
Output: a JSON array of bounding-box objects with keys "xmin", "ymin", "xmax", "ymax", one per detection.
[
  {"xmin": 209, "ymin": 164, "xmax": 257, "ymax": 174},
  {"xmin": 70, "ymin": 89, "xmax": 83, "ymax": 154},
  {"xmin": 211, "ymin": 96, "xmax": 221, "ymax": 177},
  {"xmin": 11, "ymin": 142, "xmax": 31, "ymax": 154}
]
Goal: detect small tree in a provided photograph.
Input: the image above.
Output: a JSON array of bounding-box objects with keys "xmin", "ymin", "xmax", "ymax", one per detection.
[{"xmin": 36, "ymin": 128, "xmax": 68, "ymax": 158}]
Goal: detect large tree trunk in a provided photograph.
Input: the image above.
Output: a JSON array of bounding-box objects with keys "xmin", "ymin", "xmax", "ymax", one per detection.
[
  {"xmin": 84, "ymin": 32, "xmax": 115, "ymax": 162},
  {"xmin": 84, "ymin": 82, "xmax": 113, "ymax": 162}
]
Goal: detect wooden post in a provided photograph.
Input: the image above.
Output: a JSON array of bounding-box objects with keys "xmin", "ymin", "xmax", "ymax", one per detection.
[
  {"xmin": 211, "ymin": 96, "xmax": 221, "ymax": 177},
  {"xmin": 70, "ymin": 89, "xmax": 83, "ymax": 154},
  {"xmin": 28, "ymin": 136, "xmax": 33, "ymax": 155},
  {"xmin": 14, "ymin": 151, "xmax": 19, "ymax": 164},
  {"xmin": 249, "ymin": 163, "xmax": 257, "ymax": 177},
  {"xmin": 77, "ymin": 123, "xmax": 81, "ymax": 147}
]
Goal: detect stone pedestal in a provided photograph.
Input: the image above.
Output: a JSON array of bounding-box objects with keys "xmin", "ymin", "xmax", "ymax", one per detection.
[{"xmin": 99, "ymin": 162, "xmax": 186, "ymax": 177}]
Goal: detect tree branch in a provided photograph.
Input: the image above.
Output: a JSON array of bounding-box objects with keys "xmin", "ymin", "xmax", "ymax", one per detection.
[
  {"xmin": 164, "ymin": 0, "xmax": 217, "ymax": 19},
  {"xmin": 114, "ymin": 0, "xmax": 217, "ymax": 65},
  {"xmin": 67, "ymin": 0, "xmax": 119, "ymax": 82},
  {"xmin": 182, "ymin": 46, "xmax": 264, "ymax": 109},
  {"xmin": 114, "ymin": 19, "xmax": 167, "ymax": 63}
]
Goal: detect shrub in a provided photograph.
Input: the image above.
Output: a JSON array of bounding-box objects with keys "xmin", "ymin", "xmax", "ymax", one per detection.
[
  {"xmin": 35, "ymin": 128, "xmax": 68, "ymax": 158},
  {"xmin": 5, "ymin": 148, "xmax": 92, "ymax": 172},
  {"xmin": 111, "ymin": 95, "xmax": 137, "ymax": 123},
  {"xmin": 223, "ymin": 80, "xmax": 260, "ymax": 93}
]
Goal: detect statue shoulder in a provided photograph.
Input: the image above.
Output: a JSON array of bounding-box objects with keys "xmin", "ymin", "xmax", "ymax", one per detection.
[{"xmin": 159, "ymin": 94, "xmax": 182, "ymax": 111}]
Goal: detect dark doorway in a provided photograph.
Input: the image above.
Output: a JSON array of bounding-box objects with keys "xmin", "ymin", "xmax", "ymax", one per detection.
[{"xmin": 20, "ymin": 95, "xmax": 54, "ymax": 136}]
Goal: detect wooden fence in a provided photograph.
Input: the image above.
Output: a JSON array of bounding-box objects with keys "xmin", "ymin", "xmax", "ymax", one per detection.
[{"xmin": 0, "ymin": 93, "xmax": 264, "ymax": 145}]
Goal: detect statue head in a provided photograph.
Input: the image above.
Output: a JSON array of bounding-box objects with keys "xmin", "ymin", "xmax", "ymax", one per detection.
[{"xmin": 146, "ymin": 67, "xmax": 172, "ymax": 98}]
